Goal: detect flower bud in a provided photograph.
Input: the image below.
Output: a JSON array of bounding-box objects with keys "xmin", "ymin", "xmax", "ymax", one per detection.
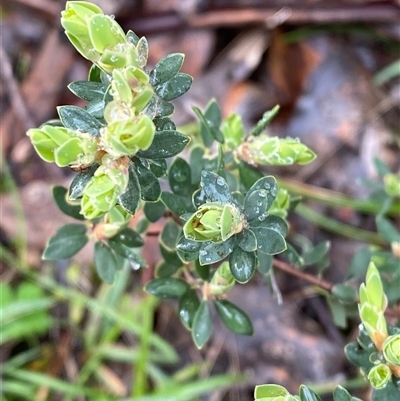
[
  {"xmin": 383, "ymin": 334, "xmax": 400, "ymax": 366},
  {"xmin": 367, "ymin": 363, "xmax": 391, "ymax": 389},
  {"xmin": 359, "ymin": 303, "xmax": 388, "ymax": 349},
  {"xmin": 101, "ymin": 115, "xmax": 155, "ymax": 158},
  {"xmin": 27, "ymin": 125, "xmax": 97, "ymax": 167},
  {"xmin": 94, "ymin": 205, "xmax": 131, "ymax": 239},
  {"xmin": 111, "ymin": 67, "xmax": 153, "ymax": 112},
  {"xmin": 209, "ymin": 262, "xmax": 235, "ymax": 295},
  {"xmin": 239, "ymin": 136, "xmax": 316, "ymax": 166},
  {"xmin": 61, "ymin": 1, "xmax": 126, "ymax": 69},
  {"xmin": 81, "ymin": 167, "xmax": 128, "ymax": 219},
  {"xmin": 183, "ymin": 202, "xmax": 244, "ymax": 243}
]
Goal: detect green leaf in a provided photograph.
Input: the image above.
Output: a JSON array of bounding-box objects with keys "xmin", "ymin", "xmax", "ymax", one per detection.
[
  {"xmin": 333, "ymin": 386, "xmax": 353, "ymax": 401},
  {"xmin": 118, "ymin": 167, "xmax": 141, "ymax": 214},
  {"xmin": 348, "ymin": 247, "xmax": 371, "ymax": 279},
  {"xmin": 229, "ymin": 247, "xmax": 256, "ymax": 283},
  {"xmin": 190, "ymin": 146, "xmax": 205, "ymax": 184},
  {"xmin": 254, "ymin": 384, "xmax": 290, "ymax": 399},
  {"xmin": 372, "ymin": 380, "xmax": 400, "ymax": 401},
  {"xmin": 68, "ymin": 164, "xmax": 98, "ymax": 200},
  {"xmin": 214, "ymin": 299, "xmax": 253, "ymax": 335},
  {"xmin": 94, "ymin": 242, "xmax": 117, "ymax": 284},
  {"xmin": 249, "ymin": 215, "xmax": 287, "ymax": 255},
  {"xmin": 160, "ymin": 243, "xmax": 183, "ymax": 268},
  {"xmin": 137, "ymin": 131, "xmax": 190, "ymax": 159},
  {"xmin": 88, "ymin": 64, "xmax": 102, "ymax": 82},
  {"xmin": 179, "ymin": 288, "xmax": 200, "ymax": 330},
  {"xmin": 249, "ymin": 105, "xmax": 280, "ymax": 137},
  {"xmin": 193, "ymin": 101, "xmax": 224, "ymax": 144},
  {"xmin": 176, "ymin": 236, "xmax": 201, "ymax": 263},
  {"xmin": 192, "ymin": 301, "xmax": 212, "ymax": 349},
  {"xmin": 144, "ymin": 200, "xmax": 165, "ymax": 222},
  {"xmin": 85, "ymin": 98, "xmax": 104, "ymax": 119},
  {"xmin": 344, "ymin": 342, "xmax": 373, "ymax": 373},
  {"xmin": 149, "ymin": 53, "xmax": 184, "ymax": 86},
  {"xmin": 68, "ymin": 81, "xmax": 108, "ymax": 101},
  {"xmin": 257, "ymin": 251, "xmax": 273, "ymax": 274},
  {"xmin": 243, "ymin": 189, "xmax": 269, "ymax": 222},
  {"xmin": 201, "ymin": 171, "xmax": 232, "ymax": 203},
  {"xmin": 303, "ymin": 241, "xmax": 331, "ymax": 265},
  {"xmin": 237, "ymin": 229, "xmax": 257, "ymax": 252},
  {"xmin": 145, "ymin": 277, "xmax": 189, "ymax": 299},
  {"xmin": 134, "ymin": 160, "xmax": 161, "ymax": 202},
  {"xmin": 43, "ymin": 224, "xmax": 88, "ymax": 260},
  {"xmin": 57, "ymin": 105, "xmax": 103, "ymax": 137},
  {"xmin": 221, "ymin": 113, "xmax": 244, "ymax": 150},
  {"xmin": 154, "ymin": 73, "xmax": 192, "ymax": 101},
  {"xmin": 332, "ymin": 283, "xmax": 357, "ymax": 304},
  {"xmin": 195, "ymin": 259, "xmax": 210, "ymax": 281},
  {"xmin": 246, "ymin": 176, "xmax": 278, "ymax": 211},
  {"xmin": 299, "ymin": 385, "xmax": 322, "ymax": 401},
  {"xmin": 169, "ymin": 157, "xmax": 195, "ymax": 197},
  {"xmin": 153, "ymin": 116, "xmax": 176, "ymax": 131},
  {"xmin": 108, "ymin": 240, "xmax": 146, "ymax": 267},
  {"xmin": 148, "ymin": 158, "xmax": 167, "ymax": 177},
  {"xmin": 238, "ymin": 161, "xmax": 263, "ymax": 191},
  {"xmin": 111, "ymin": 228, "xmax": 144, "ymax": 248},
  {"xmin": 160, "ymin": 220, "xmax": 181, "ymax": 250},
  {"xmin": 161, "ymin": 191, "xmax": 195, "ymax": 215},
  {"xmin": 327, "ymin": 295, "xmax": 347, "ymax": 328},
  {"xmin": 199, "ymin": 238, "xmax": 236, "ymax": 265},
  {"xmin": 376, "ymin": 216, "xmax": 400, "ymax": 243},
  {"xmin": 52, "ymin": 186, "xmax": 83, "ymax": 220},
  {"xmin": 146, "ymin": 96, "xmax": 175, "ymax": 117},
  {"xmin": 155, "ymin": 260, "xmax": 180, "ymax": 278}
]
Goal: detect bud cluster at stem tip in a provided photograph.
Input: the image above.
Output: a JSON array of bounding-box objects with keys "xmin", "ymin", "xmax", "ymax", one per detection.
[{"xmin": 27, "ymin": 1, "xmax": 157, "ymax": 221}]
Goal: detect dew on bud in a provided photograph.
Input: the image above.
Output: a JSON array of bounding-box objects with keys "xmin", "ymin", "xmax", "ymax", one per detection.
[{"xmin": 216, "ymin": 177, "xmax": 225, "ymax": 186}]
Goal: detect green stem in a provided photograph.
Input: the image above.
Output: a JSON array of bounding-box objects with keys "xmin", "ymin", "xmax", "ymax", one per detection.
[
  {"xmin": 132, "ymin": 295, "xmax": 157, "ymax": 397},
  {"xmin": 278, "ymin": 177, "xmax": 400, "ymax": 216},
  {"xmin": 295, "ymin": 203, "xmax": 386, "ymax": 245}
]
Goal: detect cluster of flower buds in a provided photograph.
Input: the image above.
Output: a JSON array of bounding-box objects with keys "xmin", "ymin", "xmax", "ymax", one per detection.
[
  {"xmin": 238, "ymin": 136, "xmax": 316, "ymax": 166},
  {"xmin": 27, "ymin": 1, "xmax": 156, "ymax": 221},
  {"xmin": 183, "ymin": 202, "xmax": 244, "ymax": 243},
  {"xmin": 27, "ymin": 125, "xmax": 98, "ymax": 168},
  {"xmin": 359, "ymin": 262, "xmax": 400, "ymax": 389}
]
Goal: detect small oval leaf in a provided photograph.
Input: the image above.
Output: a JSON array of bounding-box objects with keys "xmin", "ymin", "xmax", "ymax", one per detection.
[
  {"xmin": 137, "ymin": 131, "xmax": 190, "ymax": 159},
  {"xmin": 58, "ymin": 105, "xmax": 103, "ymax": 137},
  {"xmin": 229, "ymin": 247, "xmax": 256, "ymax": 283},
  {"xmin": 52, "ymin": 186, "xmax": 84, "ymax": 220},
  {"xmin": 154, "ymin": 73, "xmax": 192, "ymax": 101},
  {"xmin": 118, "ymin": 168, "xmax": 141, "ymax": 214},
  {"xmin": 192, "ymin": 301, "xmax": 212, "ymax": 349},
  {"xmin": 201, "ymin": 171, "xmax": 231, "ymax": 203},
  {"xmin": 94, "ymin": 242, "xmax": 117, "ymax": 284},
  {"xmin": 199, "ymin": 237, "xmax": 236, "ymax": 266},
  {"xmin": 149, "ymin": 53, "xmax": 184, "ymax": 86},
  {"xmin": 144, "ymin": 200, "xmax": 165, "ymax": 222},
  {"xmin": 145, "ymin": 277, "xmax": 189, "ymax": 299},
  {"xmin": 43, "ymin": 224, "xmax": 88, "ymax": 260},
  {"xmin": 214, "ymin": 299, "xmax": 253, "ymax": 335},
  {"xmin": 179, "ymin": 288, "xmax": 200, "ymax": 330}
]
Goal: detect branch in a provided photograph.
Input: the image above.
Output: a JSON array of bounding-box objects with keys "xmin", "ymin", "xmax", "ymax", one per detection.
[{"xmin": 272, "ymin": 258, "xmax": 334, "ymax": 292}]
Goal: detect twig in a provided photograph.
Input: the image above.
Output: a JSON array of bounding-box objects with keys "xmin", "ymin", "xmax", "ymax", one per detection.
[
  {"xmin": 272, "ymin": 257, "xmax": 334, "ymax": 292},
  {"xmin": 186, "ymin": 6, "xmax": 400, "ymax": 28},
  {"xmin": 272, "ymin": 257, "xmax": 400, "ymax": 320}
]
